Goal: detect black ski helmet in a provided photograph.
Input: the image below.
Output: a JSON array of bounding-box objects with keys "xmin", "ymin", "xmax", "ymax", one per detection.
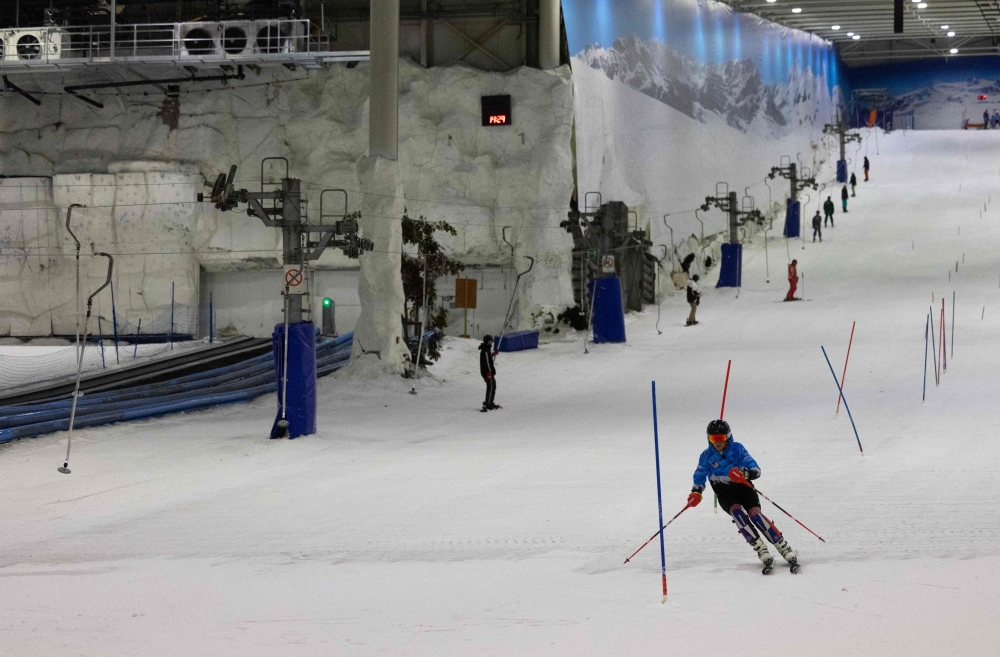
[{"xmin": 706, "ymin": 419, "xmax": 730, "ymax": 436}]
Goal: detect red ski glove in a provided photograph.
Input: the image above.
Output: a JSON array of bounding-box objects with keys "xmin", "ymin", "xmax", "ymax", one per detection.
[
  {"xmin": 728, "ymin": 467, "xmax": 750, "ymax": 486},
  {"xmin": 485, "ymin": 372, "xmax": 493, "ymax": 379},
  {"xmin": 687, "ymin": 492, "xmax": 702, "ymax": 507}
]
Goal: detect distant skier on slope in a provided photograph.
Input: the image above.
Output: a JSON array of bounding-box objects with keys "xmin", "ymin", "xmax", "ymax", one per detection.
[
  {"xmin": 785, "ymin": 259, "xmax": 799, "ymax": 301},
  {"xmin": 841, "ymin": 185, "xmax": 849, "ymax": 213},
  {"xmin": 686, "ymin": 274, "xmax": 701, "ymax": 326},
  {"xmin": 686, "ymin": 420, "xmax": 798, "ymax": 574},
  {"xmin": 850, "ymin": 172, "xmax": 857, "ymax": 197},
  {"xmin": 863, "ymin": 156, "xmax": 870, "ymax": 182},
  {"xmin": 479, "ymin": 335, "xmax": 499, "ymax": 412},
  {"xmin": 985, "ymin": 110, "xmax": 991, "ymax": 130},
  {"xmin": 811, "ymin": 211, "xmax": 822, "ymax": 243},
  {"xmin": 823, "ymin": 196, "xmax": 835, "ymax": 227}
]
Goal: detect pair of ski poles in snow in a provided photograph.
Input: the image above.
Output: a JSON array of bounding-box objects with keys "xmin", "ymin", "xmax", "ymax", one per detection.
[{"xmin": 623, "ymin": 471, "xmax": 825, "ymax": 565}]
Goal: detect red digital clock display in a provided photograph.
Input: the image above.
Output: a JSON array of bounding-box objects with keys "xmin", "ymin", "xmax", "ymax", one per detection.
[{"xmin": 482, "ymin": 95, "xmax": 512, "ymax": 127}]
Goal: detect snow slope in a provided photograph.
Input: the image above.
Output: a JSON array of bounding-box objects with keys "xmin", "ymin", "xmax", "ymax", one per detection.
[{"xmin": 2, "ymin": 131, "xmax": 1000, "ymax": 654}]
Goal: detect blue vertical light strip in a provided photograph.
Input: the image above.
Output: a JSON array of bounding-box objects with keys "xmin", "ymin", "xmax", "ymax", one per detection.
[
  {"xmin": 652, "ymin": 381, "xmax": 668, "ymax": 601},
  {"xmin": 713, "ymin": 12, "xmax": 725, "ymax": 63},
  {"xmin": 652, "ymin": 0, "xmax": 665, "ymax": 42},
  {"xmin": 733, "ymin": 13, "xmax": 742, "ymax": 61},
  {"xmin": 596, "ymin": 0, "xmax": 614, "ymax": 48},
  {"xmin": 693, "ymin": 4, "xmax": 706, "ymax": 63}
]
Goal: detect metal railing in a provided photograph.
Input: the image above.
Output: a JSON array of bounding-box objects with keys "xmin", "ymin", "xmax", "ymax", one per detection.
[{"xmin": 0, "ymin": 20, "xmax": 366, "ymax": 71}]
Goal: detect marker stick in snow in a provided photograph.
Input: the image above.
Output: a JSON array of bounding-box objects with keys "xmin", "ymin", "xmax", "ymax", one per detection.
[
  {"xmin": 952, "ymin": 292, "xmax": 956, "ymax": 359},
  {"xmin": 821, "ymin": 346, "xmax": 864, "ymax": 455},
  {"xmin": 929, "ymin": 306, "xmax": 939, "ymax": 385},
  {"xmin": 836, "ymin": 321, "xmax": 856, "ymax": 417},
  {"xmin": 923, "ymin": 314, "xmax": 929, "ymax": 402},
  {"xmin": 940, "ymin": 302, "xmax": 947, "ymax": 374},
  {"xmin": 650, "ymin": 381, "xmax": 668, "ymax": 602}
]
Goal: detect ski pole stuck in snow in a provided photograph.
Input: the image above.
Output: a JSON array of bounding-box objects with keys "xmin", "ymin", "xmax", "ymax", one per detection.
[
  {"xmin": 836, "ymin": 321, "xmax": 856, "ymax": 417},
  {"xmin": 59, "ymin": 252, "xmax": 114, "ymax": 475},
  {"xmin": 729, "ymin": 470, "xmax": 825, "ymax": 542},
  {"xmin": 821, "ymin": 346, "xmax": 864, "ymax": 455},
  {"xmin": 649, "ymin": 381, "xmax": 668, "ymax": 601}
]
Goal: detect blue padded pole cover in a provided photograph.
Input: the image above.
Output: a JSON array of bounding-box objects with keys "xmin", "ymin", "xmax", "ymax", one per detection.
[{"xmin": 270, "ymin": 321, "xmax": 317, "ymax": 439}]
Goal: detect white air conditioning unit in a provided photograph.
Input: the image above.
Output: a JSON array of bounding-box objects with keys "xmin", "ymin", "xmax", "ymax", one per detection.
[
  {"xmin": 175, "ymin": 22, "xmax": 222, "ymax": 58},
  {"xmin": 218, "ymin": 21, "xmax": 254, "ymax": 57},
  {"xmin": 2, "ymin": 28, "xmax": 64, "ymax": 62},
  {"xmin": 253, "ymin": 21, "xmax": 304, "ymax": 55}
]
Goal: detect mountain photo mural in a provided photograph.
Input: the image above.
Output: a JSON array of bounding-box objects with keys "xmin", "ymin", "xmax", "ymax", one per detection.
[{"xmin": 563, "ymin": 0, "xmax": 848, "ymax": 248}]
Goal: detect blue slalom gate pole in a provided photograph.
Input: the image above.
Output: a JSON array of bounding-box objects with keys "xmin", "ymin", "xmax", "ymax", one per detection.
[
  {"xmin": 97, "ymin": 316, "xmax": 106, "ymax": 369},
  {"xmin": 110, "ymin": 280, "xmax": 120, "ymax": 365},
  {"xmin": 821, "ymin": 346, "xmax": 864, "ymax": 455},
  {"xmin": 928, "ymin": 306, "xmax": 939, "ymax": 385},
  {"xmin": 651, "ymin": 381, "xmax": 668, "ymax": 603},
  {"xmin": 209, "ymin": 291, "xmax": 214, "ymax": 344},
  {"xmin": 133, "ymin": 318, "xmax": 141, "ymax": 360},
  {"xmin": 922, "ymin": 314, "xmax": 929, "ymax": 402}
]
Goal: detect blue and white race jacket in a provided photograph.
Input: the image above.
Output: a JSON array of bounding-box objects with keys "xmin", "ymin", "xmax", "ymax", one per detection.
[{"xmin": 691, "ymin": 439, "xmax": 761, "ymax": 493}]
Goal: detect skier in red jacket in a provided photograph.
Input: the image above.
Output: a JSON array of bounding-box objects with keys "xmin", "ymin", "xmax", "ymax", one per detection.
[{"xmin": 785, "ymin": 259, "xmax": 799, "ymax": 301}]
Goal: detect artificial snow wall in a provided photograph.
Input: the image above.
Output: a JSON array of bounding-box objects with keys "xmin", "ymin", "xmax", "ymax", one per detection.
[
  {"xmin": 0, "ymin": 60, "xmax": 575, "ymax": 340},
  {"xmin": 563, "ymin": 0, "xmax": 847, "ymax": 254}
]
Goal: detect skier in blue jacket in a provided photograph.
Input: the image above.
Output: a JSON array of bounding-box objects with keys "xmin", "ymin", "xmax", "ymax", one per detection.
[{"xmin": 686, "ymin": 419, "xmax": 798, "ymax": 573}]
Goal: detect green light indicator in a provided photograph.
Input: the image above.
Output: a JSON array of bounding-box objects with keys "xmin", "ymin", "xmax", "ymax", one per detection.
[{"xmin": 323, "ymin": 297, "xmax": 332, "ymax": 307}]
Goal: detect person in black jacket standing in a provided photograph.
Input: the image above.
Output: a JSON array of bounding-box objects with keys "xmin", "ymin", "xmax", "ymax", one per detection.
[
  {"xmin": 480, "ymin": 335, "xmax": 499, "ymax": 411},
  {"xmin": 811, "ymin": 210, "xmax": 822, "ymax": 242},
  {"xmin": 841, "ymin": 185, "xmax": 849, "ymax": 213}
]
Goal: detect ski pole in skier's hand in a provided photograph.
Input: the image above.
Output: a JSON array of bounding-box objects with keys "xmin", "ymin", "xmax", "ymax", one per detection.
[
  {"xmin": 729, "ymin": 467, "xmax": 750, "ymax": 486},
  {"xmin": 687, "ymin": 491, "xmax": 702, "ymax": 507},
  {"xmin": 623, "ymin": 502, "xmax": 692, "ymax": 564}
]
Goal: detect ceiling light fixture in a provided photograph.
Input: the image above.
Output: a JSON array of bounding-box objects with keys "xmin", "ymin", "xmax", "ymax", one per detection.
[
  {"xmin": 792, "ymin": 7, "xmax": 802, "ymax": 13},
  {"xmin": 853, "ymin": 35, "xmax": 861, "ymax": 40},
  {"xmin": 832, "ymin": 25, "xmax": 840, "ymax": 30},
  {"xmin": 847, "ymin": 32, "xmax": 855, "ymax": 37},
  {"xmin": 917, "ymin": 3, "xmax": 927, "ymax": 8},
  {"xmin": 948, "ymin": 31, "xmax": 956, "ymax": 37},
  {"xmin": 950, "ymin": 48, "xmax": 959, "ymax": 54},
  {"xmin": 941, "ymin": 25, "xmax": 949, "ymax": 29}
]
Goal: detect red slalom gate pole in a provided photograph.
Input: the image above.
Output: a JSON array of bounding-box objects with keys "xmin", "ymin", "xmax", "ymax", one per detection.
[
  {"xmin": 835, "ymin": 321, "xmax": 856, "ymax": 417},
  {"xmin": 720, "ymin": 360, "xmax": 732, "ymax": 419},
  {"xmin": 623, "ymin": 503, "xmax": 692, "ymax": 564},
  {"xmin": 941, "ymin": 300, "xmax": 947, "ymax": 373}
]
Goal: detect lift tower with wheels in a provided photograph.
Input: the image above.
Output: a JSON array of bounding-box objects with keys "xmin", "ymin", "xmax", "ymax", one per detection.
[
  {"xmin": 700, "ymin": 184, "xmax": 764, "ymax": 288},
  {"xmin": 768, "ymin": 158, "xmax": 818, "ymax": 239},
  {"xmin": 823, "ymin": 118, "xmax": 862, "ymax": 184}
]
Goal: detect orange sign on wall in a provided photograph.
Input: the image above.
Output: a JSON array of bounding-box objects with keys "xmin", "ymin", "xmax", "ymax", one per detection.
[{"xmin": 455, "ymin": 278, "xmax": 478, "ymax": 309}]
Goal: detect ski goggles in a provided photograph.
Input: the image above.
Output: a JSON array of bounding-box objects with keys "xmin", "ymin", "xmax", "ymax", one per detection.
[{"xmin": 708, "ymin": 433, "xmax": 729, "ymax": 445}]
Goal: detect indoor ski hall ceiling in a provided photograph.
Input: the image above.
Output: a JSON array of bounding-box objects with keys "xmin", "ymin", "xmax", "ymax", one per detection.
[{"xmin": 722, "ymin": 0, "xmax": 1000, "ymax": 66}]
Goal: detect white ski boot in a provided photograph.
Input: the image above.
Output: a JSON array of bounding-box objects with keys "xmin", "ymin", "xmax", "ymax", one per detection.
[
  {"xmin": 774, "ymin": 539, "xmax": 799, "ymax": 572},
  {"xmin": 752, "ymin": 538, "xmax": 774, "ymax": 574}
]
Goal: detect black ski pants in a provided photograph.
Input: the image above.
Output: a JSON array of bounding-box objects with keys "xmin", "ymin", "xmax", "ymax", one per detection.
[{"xmin": 483, "ymin": 375, "xmax": 496, "ymax": 407}]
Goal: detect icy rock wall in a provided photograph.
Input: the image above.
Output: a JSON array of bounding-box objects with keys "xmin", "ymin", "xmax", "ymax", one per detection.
[{"xmin": 0, "ymin": 59, "xmax": 575, "ymax": 337}]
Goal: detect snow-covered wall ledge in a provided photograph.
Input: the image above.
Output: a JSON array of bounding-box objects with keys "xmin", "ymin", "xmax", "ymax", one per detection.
[{"xmin": 0, "ymin": 59, "xmax": 576, "ymax": 336}]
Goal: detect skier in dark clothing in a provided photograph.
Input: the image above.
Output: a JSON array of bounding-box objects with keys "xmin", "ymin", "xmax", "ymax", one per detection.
[
  {"xmin": 479, "ymin": 335, "xmax": 499, "ymax": 411},
  {"xmin": 686, "ymin": 274, "xmax": 701, "ymax": 326},
  {"xmin": 863, "ymin": 156, "xmax": 870, "ymax": 182},
  {"xmin": 849, "ymin": 172, "xmax": 857, "ymax": 197},
  {"xmin": 686, "ymin": 419, "xmax": 798, "ymax": 573},
  {"xmin": 841, "ymin": 185, "xmax": 849, "ymax": 212},
  {"xmin": 823, "ymin": 196, "xmax": 835, "ymax": 227},
  {"xmin": 985, "ymin": 110, "xmax": 991, "ymax": 130},
  {"xmin": 811, "ymin": 211, "xmax": 822, "ymax": 242}
]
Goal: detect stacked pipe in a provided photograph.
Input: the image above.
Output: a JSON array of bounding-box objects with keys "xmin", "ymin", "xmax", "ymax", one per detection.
[{"xmin": 0, "ymin": 333, "xmax": 353, "ymax": 445}]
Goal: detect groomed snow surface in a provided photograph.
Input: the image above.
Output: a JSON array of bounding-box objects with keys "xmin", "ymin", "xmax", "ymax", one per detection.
[{"xmin": 3, "ymin": 130, "xmax": 1000, "ymax": 655}]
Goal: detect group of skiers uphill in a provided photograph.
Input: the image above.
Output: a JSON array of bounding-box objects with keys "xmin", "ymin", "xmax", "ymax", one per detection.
[{"xmin": 810, "ymin": 156, "xmax": 869, "ymax": 244}]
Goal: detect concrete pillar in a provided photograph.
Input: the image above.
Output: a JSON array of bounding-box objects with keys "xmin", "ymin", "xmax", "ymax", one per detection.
[
  {"xmin": 369, "ymin": 0, "xmax": 399, "ymax": 160},
  {"xmin": 352, "ymin": 156, "xmax": 409, "ymax": 373},
  {"xmin": 538, "ymin": 0, "xmax": 560, "ymax": 70}
]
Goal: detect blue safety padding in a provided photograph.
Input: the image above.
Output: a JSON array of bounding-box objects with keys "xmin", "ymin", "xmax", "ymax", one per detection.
[
  {"xmin": 716, "ymin": 243, "xmax": 743, "ymax": 288},
  {"xmin": 784, "ymin": 200, "xmax": 801, "ymax": 239},
  {"xmin": 270, "ymin": 321, "xmax": 317, "ymax": 439},
  {"xmin": 588, "ymin": 277, "xmax": 627, "ymax": 343},
  {"xmin": 836, "ymin": 159, "xmax": 848, "ymax": 183},
  {"xmin": 495, "ymin": 330, "xmax": 539, "ymax": 352},
  {"xmin": 0, "ymin": 334, "xmax": 353, "ymax": 444}
]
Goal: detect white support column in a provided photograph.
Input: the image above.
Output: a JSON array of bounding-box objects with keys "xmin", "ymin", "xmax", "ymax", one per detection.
[
  {"xmin": 539, "ymin": 0, "xmax": 560, "ymax": 70},
  {"xmin": 369, "ymin": 0, "xmax": 399, "ymax": 160}
]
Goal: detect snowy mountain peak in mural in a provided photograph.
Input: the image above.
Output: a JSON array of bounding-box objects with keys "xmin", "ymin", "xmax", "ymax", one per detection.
[{"xmin": 578, "ymin": 35, "xmax": 836, "ymax": 137}]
